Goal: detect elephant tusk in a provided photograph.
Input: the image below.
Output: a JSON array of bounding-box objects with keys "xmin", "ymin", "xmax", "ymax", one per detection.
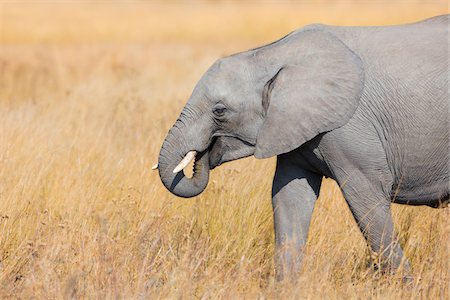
[
  {"xmin": 173, "ymin": 151, "xmax": 196, "ymax": 173},
  {"xmin": 151, "ymin": 163, "xmax": 158, "ymax": 170}
]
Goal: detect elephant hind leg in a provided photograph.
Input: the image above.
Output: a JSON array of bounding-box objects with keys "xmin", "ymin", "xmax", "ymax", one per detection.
[{"xmin": 337, "ymin": 170, "xmax": 411, "ymax": 274}]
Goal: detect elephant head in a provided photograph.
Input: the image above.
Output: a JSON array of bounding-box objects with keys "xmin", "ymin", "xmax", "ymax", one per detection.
[{"xmin": 157, "ymin": 29, "xmax": 364, "ymax": 198}]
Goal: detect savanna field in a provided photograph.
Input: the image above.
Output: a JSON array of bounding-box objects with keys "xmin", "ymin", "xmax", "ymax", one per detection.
[{"xmin": 0, "ymin": 1, "xmax": 448, "ymax": 298}]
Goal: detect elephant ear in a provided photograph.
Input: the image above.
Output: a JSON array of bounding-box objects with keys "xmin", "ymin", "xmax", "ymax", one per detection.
[{"xmin": 254, "ymin": 30, "xmax": 365, "ymax": 159}]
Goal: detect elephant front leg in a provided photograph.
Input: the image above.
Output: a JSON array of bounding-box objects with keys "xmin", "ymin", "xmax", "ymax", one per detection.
[{"xmin": 272, "ymin": 155, "xmax": 322, "ymax": 281}]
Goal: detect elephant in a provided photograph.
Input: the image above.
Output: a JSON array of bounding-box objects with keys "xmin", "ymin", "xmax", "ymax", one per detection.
[{"xmin": 156, "ymin": 15, "xmax": 449, "ymax": 279}]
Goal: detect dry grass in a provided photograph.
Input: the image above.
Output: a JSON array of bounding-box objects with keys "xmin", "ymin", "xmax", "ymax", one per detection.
[{"xmin": 0, "ymin": 1, "xmax": 448, "ymax": 298}]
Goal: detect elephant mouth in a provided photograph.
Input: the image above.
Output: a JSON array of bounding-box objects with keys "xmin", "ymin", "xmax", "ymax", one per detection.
[
  {"xmin": 167, "ymin": 134, "xmax": 255, "ymax": 179},
  {"xmin": 208, "ymin": 137, "xmax": 224, "ymax": 169},
  {"xmin": 208, "ymin": 135, "xmax": 255, "ymax": 169}
]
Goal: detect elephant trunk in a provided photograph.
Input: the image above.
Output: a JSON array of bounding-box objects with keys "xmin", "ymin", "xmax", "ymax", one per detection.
[{"xmin": 158, "ymin": 123, "xmax": 210, "ymax": 198}]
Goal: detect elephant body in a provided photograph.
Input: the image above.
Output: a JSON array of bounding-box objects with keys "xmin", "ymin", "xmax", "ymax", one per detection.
[
  {"xmin": 291, "ymin": 15, "xmax": 449, "ymax": 207},
  {"xmin": 157, "ymin": 15, "xmax": 449, "ymax": 279},
  {"xmin": 329, "ymin": 17, "xmax": 448, "ymax": 205}
]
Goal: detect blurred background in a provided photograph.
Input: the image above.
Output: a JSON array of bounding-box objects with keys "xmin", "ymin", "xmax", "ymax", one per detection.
[{"xmin": 0, "ymin": 1, "xmax": 448, "ymax": 298}]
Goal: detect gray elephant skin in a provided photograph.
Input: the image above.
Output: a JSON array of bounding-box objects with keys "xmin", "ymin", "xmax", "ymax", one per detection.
[{"xmin": 157, "ymin": 15, "xmax": 449, "ymax": 279}]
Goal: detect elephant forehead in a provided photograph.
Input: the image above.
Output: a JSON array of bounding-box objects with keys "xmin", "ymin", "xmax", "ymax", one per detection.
[
  {"xmin": 210, "ymin": 57, "xmax": 254, "ymax": 82},
  {"xmin": 193, "ymin": 75, "xmax": 255, "ymax": 104}
]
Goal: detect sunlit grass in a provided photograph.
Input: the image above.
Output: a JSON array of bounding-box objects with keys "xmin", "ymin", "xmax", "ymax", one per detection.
[{"xmin": 0, "ymin": 1, "xmax": 448, "ymax": 298}]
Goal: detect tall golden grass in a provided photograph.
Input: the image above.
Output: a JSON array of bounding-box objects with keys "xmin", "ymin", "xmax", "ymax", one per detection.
[{"xmin": 0, "ymin": 1, "xmax": 448, "ymax": 298}]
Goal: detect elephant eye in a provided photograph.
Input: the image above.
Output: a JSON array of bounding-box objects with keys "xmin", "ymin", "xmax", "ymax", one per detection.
[{"xmin": 213, "ymin": 104, "xmax": 227, "ymax": 118}]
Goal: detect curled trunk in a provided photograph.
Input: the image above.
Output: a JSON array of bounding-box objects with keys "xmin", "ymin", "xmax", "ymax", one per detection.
[{"xmin": 158, "ymin": 130, "xmax": 210, "ymax": 198}]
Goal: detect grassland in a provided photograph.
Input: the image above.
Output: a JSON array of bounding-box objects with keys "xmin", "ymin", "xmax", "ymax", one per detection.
[{"xmin": 0, "ymin": 1, "xmax": 448, "ymax": 298}]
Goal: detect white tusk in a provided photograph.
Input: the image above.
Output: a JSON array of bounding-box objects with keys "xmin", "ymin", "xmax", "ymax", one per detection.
[
  {"xmin": 151, "ymin": 163, "xmax": 158, "ymax": 170},
  {"xmin": 173, "ymin": 151, "xmax": 196, "ymax": 173}
]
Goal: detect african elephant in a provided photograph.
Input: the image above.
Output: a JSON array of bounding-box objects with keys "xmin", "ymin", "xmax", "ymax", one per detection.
[{"xmin": 156, "ymin": 15, "xmax": 449, "ymax": 279}]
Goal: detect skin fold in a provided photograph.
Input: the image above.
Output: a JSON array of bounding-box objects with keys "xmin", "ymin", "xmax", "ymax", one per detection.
[{"xmin": 157, "ymin": 15, "xmax": 449, "ymax": 279}]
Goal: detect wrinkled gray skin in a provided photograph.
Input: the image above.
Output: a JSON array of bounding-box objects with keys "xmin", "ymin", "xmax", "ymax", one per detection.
[{"xmin": 158, "ymin": 15, "xmax": 449, "ymax": 279}]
